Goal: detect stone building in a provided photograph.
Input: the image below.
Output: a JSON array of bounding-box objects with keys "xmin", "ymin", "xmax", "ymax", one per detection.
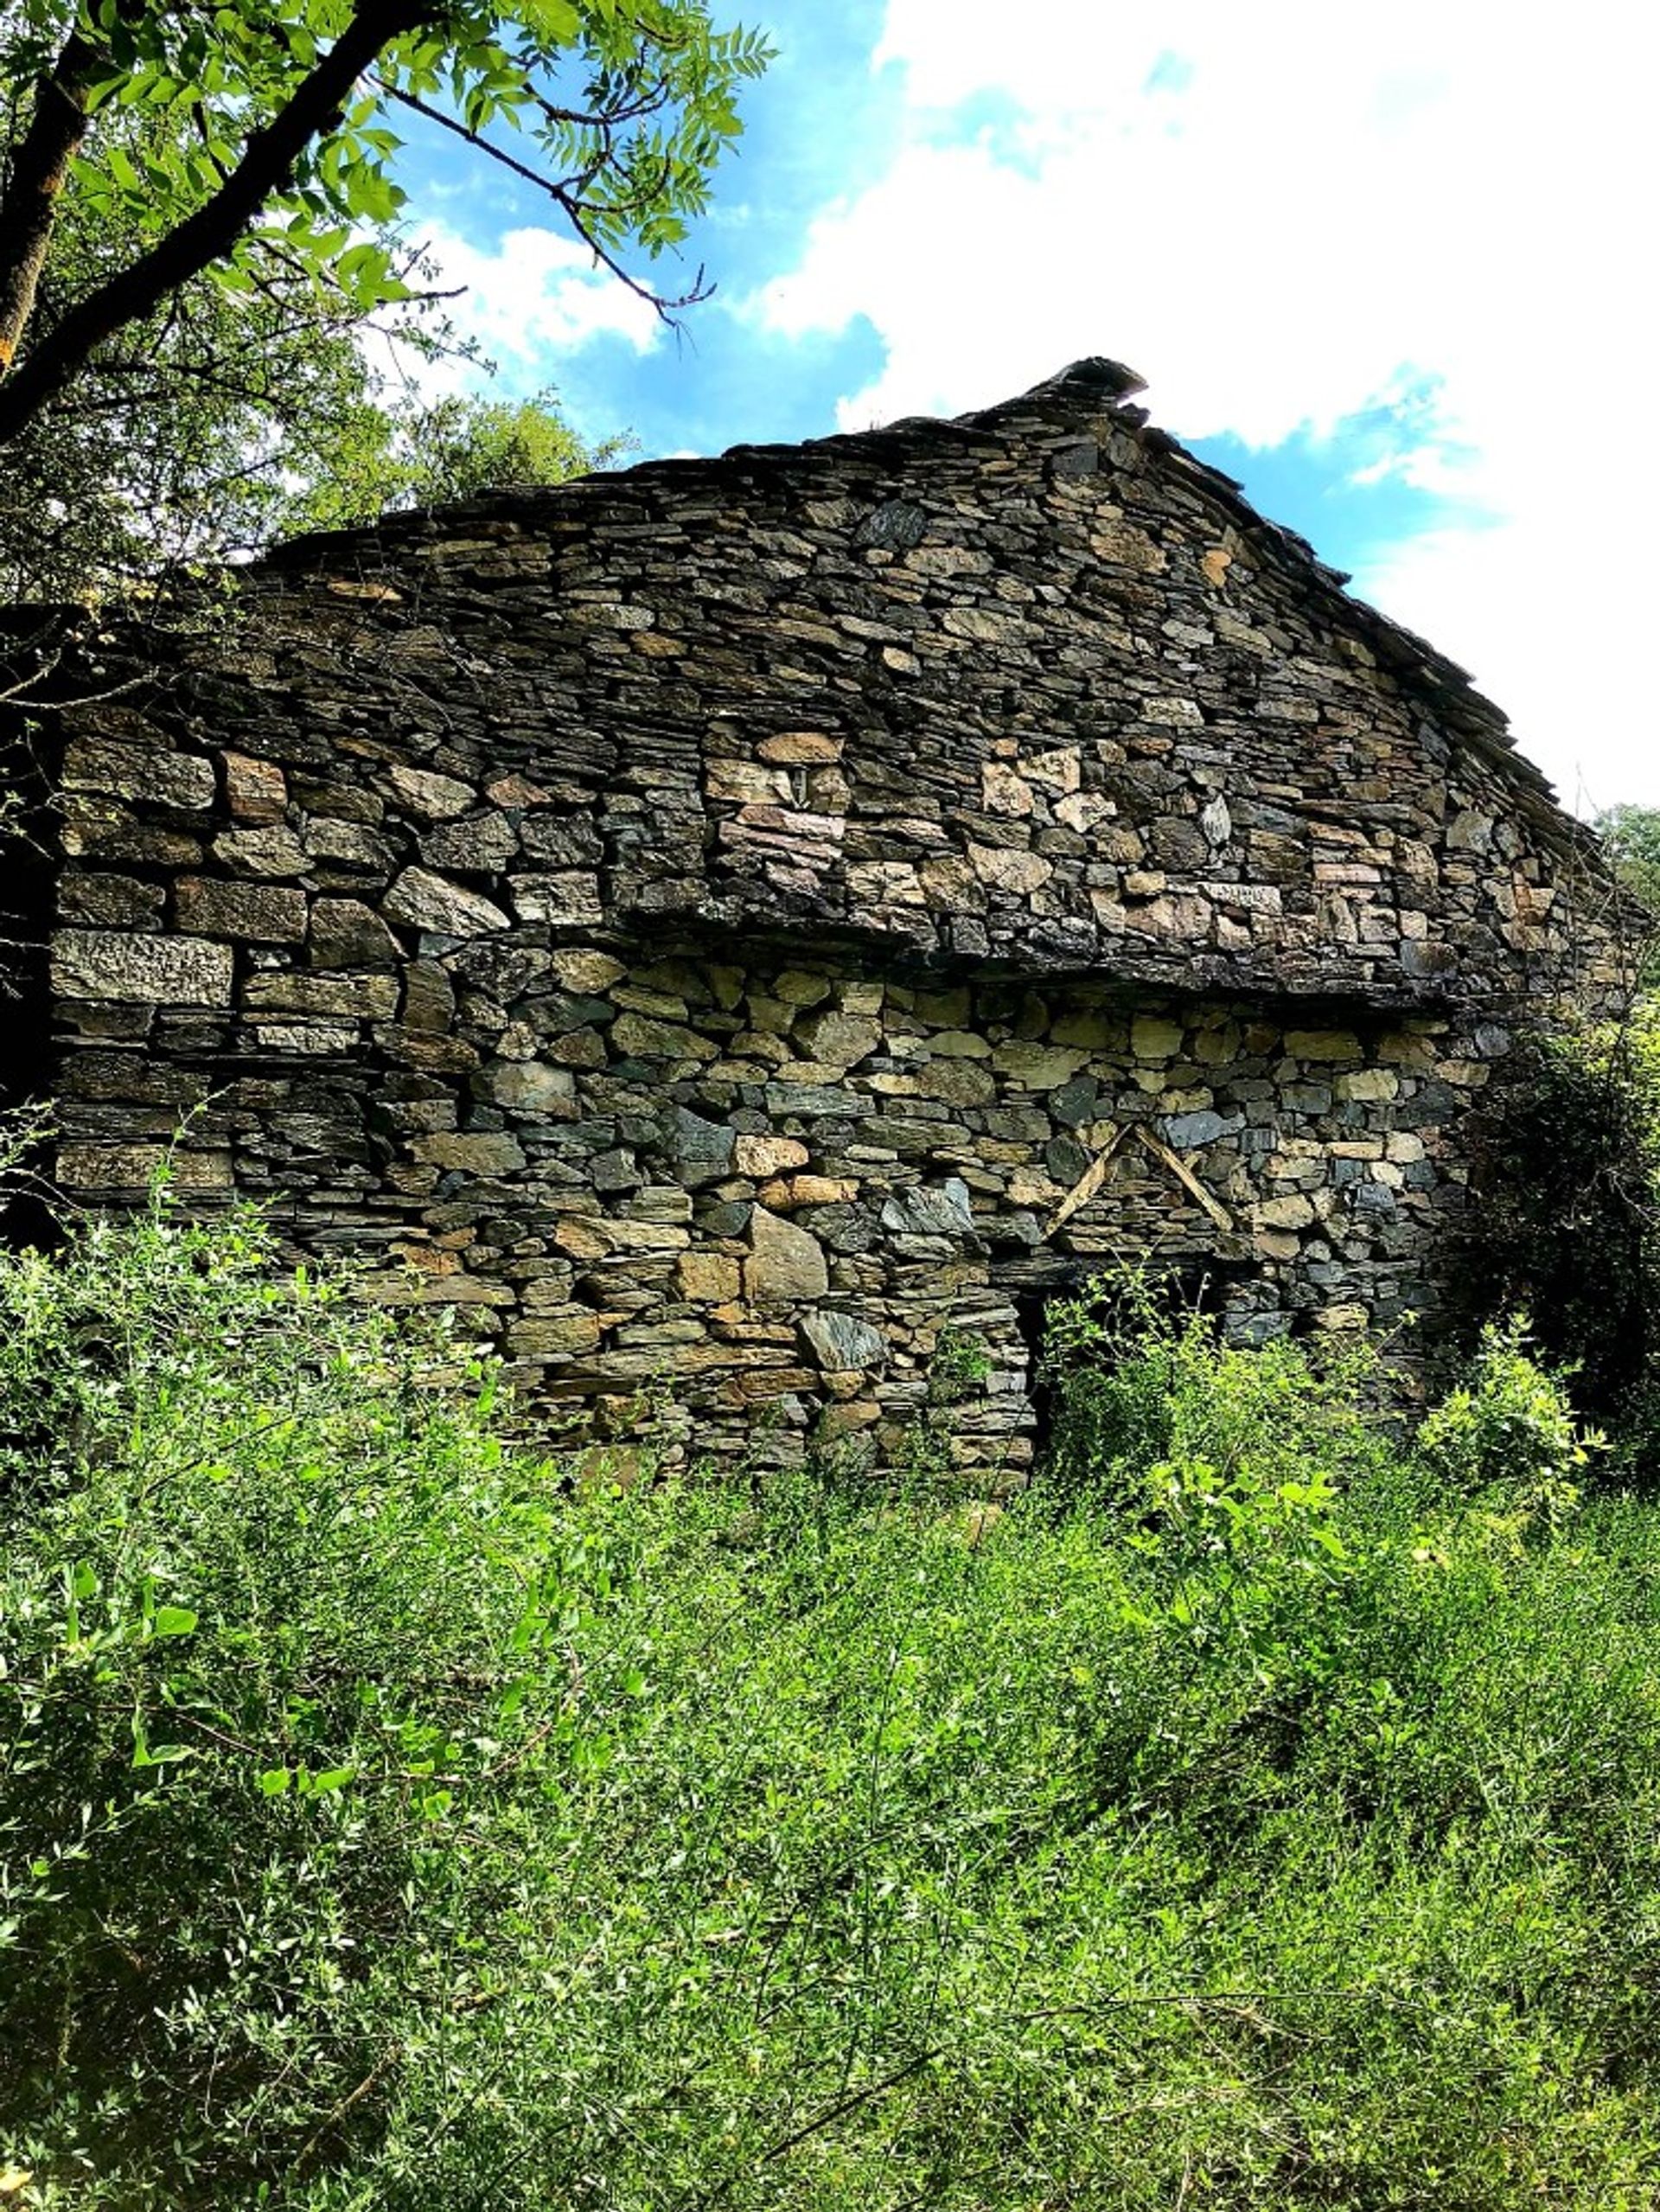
[{"xmin": 10, "ymin": 360, "xmax": 1633, "ymax": 1475}]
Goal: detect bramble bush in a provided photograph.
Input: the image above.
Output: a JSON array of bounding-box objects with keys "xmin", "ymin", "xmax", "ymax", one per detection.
[{"xmin": 6, "ymin": 1206, "xmax": 1660, "ymax": 2206}]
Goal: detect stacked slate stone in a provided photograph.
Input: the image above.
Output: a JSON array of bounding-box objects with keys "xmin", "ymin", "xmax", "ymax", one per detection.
[{"xmin": 29, "ymin": 359, "xmax": 1635, "ymax": 1475}]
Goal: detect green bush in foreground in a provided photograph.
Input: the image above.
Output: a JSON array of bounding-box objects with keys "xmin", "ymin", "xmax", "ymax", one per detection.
[{"xmin": 5, "ymin": 1208, "xmax": 1660, "ymax": 2207}]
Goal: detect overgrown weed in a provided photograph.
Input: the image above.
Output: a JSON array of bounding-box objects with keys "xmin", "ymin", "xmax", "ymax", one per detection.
[{"xmin": 4, "ymin": 1210, "xmax": 1660, "ymax": 2207}]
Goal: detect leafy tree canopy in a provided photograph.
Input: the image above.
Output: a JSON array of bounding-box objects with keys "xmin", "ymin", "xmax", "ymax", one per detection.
[
  {"xmin": 0, "ymin": 0, "xmax": 770, "ymax": 446},
  {"xmin": 0, "ymin": 104, "xmax": 618, "ymax": 599},
  {"xmin": 1596, "ymin": 803, "xmax": 1660, "ymax": 917}
]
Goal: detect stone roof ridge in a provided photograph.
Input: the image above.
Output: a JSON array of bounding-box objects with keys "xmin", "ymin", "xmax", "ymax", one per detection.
[
  {"xmin": 252, "ymin": 355, "xmax": 1564, "ymax": 814},
  {"xmin": 845, "ymin": 361, "xmax": 1549, "ymax": 804}
]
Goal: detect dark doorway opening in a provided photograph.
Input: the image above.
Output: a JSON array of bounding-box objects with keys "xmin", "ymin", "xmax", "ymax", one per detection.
[{"xmin": 1010, "ymin": 1255, "xmax": 1257, "ymax": 1471}]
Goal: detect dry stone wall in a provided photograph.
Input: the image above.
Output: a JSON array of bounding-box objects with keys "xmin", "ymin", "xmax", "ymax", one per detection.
[{"xmin": 24, "ymin": 360, "xmax": 1633, "ymax": 1471}]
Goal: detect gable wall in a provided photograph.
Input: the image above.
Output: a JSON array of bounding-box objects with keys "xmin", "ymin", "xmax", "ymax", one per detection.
[
  {"xmin": 29, "ymin": 374, "xmax": 1631, "ymax": 1467},
  {"xmin": 148, "ymin": 368, "xmax": 1614, "ymax": 1013}
]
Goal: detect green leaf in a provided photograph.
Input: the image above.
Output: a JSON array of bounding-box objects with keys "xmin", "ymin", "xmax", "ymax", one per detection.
[
  {"xmin": 522, "ymin": 0, "xmax": 583, "ymax": 40},
  {"xmin": 131, "ymin": 1715, "xmax": 190, "ymax": 1768},
  {"xmin": 151, "ymin": 1605, "xmax": 199, "ymax": 1637}
]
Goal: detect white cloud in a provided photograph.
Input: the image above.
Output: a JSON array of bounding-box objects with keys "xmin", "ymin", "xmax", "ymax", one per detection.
[
  {"xmin": 402, "ymin": 221, "xmax": 664, "ymax": 399},
  {"xmin": 753, "ymin": 1, "xmax": 1660, "ymax": 805}
]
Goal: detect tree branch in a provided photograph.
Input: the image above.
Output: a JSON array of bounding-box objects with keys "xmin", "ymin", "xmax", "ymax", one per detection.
[
  {"xmin": 0, "ymin": 0, "xmax": 438, "ymax": 449},
  {"xmin": 374, "ymin": 77, "xmax": 712, "ymax": 319}
]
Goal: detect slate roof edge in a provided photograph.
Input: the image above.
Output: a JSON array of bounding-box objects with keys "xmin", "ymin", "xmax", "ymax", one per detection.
[{"xmin": 257, "ymin": 355, "xmax": 1572, "ymax": 829}]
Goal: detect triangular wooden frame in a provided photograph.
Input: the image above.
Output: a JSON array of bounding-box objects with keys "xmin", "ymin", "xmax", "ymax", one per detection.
[{"xmin": 1045, "ymin": 1118, "xmax": 1235, "ymax": 1237}]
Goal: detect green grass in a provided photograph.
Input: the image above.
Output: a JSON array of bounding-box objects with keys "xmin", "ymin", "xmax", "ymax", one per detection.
[{"xmin": 5, "ymin": 1205, "xmax": 1660, "ymax": 2206}]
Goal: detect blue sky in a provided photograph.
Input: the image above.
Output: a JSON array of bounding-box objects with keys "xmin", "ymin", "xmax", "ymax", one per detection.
[{"xmin": 393, "ymin": 1, "xmax": 1660, "ymax": 809}]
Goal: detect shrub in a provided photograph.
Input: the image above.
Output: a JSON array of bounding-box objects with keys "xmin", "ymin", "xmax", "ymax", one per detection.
[
  {"xmin": 0, "ymin": 1199, "xmax": 635, "ymax": 2203},
  {"xmin": 1038, "ymin": 1271, "xmax": 1391, "ymax": 1508},
  {"xmin": 1417, "ymin": 1314, "xmax": 1605, "ymax": 1527},
  {"xmin": 1451, "ymin": 1013, "xmax": 1660, "ymax": 1428}
]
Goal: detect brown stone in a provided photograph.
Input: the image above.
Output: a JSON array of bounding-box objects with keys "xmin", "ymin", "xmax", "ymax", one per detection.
[
  {"xmin": 176, "ymin": 878, "xmax": 305, "ymax": 943},
  {"xmin": 244, "ymin": 972, "xmax": 399, "ymax": 1019},
  {"xmin": 508, "ymin": 1308, "xmax": 603, "ymax": 1356},
  {"xmin": 744, "ymin": 1207, "xmax": 828, "ymax": 1303},
  {"xmin": 734, "ymin": 1135, "xmax": 810, "ymax": 1178},
  {"xmin": 412, "ymin": 1131, "xmax": 527, "ymax": 1174},
  {"xmin": 222, "ymin": 752, "xmax": 287, "ymax": 823},
  {"xmin": 757, "ymin": 732, "xmax": 843, "ymax": 764},
  {"xmin": 678, "ymin": 1251, "xmax": 742, "ymax": 1303}
]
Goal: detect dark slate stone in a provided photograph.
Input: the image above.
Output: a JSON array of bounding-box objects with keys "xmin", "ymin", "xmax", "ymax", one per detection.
[
  {"xmin": 879, "ymin": 1180, "xmax": 977, "ymax": 1238},
  {"xmin": 661, "ymin": 1105, "xmax": 736, "ymax": 1187},
  {"xmin": 853, "ymin": 499, "xmax": 928, "ymax": 549},
  {"xmin": 1161, "ymin": 1108, "xmax": 1232, "ymax": 1148}
]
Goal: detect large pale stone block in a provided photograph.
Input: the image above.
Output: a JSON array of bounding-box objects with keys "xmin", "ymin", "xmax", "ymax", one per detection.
[
  {"xmin": 968, "ymin": 844, "xmax": 1053, "ymax": 895},
  {"xmin": 1131, "ymin": 1014, "xmax": 1184, "ymax": 1060},
  {"xmin": 1285, "ymin": 1030, "xmax": 1363, "ymax": 1063},
  {"xmin": 734, "ymin": 1135, "xmax": 809, "ymax": 1178},
  {"xmin": 53, "ymin": 930, "xmax": 233, "ymax": 1006},
  {"xmin": 57, "ymin": 1141, "xmax": 233, "ymax": 1191},
  {"xmin": 384, "ymin": 867, "xmax": 509, "ymax": 938},
  {"xmin": 1255, "ymin": 1193, "xmax": 1316, "ymax": 1231},
  {"xmin": 744, "ymin": 1207, "xmax": 829, "ymax": 1303},
  {"xmin": 62, "ymin": 739, "xmax": 215, "ymax": 810},
  {"xmin": 411, "ymin": 1131, "xmax": 527, "ymax": 1175},
  {"xmin": 482, "ymin": 1061, "xmax": 577, "ymax": 1116},
  {"xmin": 612, "ymin": 1011, "xmax": 719, "ymax": 1063},
  {"xmin": 212, "ymin": 826, "xmax": 310, "ymax": 879}
]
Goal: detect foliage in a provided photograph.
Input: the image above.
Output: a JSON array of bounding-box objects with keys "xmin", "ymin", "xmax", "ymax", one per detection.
[
  {"xmin": 1593, "ymin": 805, "xmax": 1660, "ymax": 989},
  {"xmin": 1418, "ymin": 1314, "xmax": 1606, "ymax": 1526},
  {"xmin": 1596, "ymin": 802, "xmax": 1660, "ymax": 922},
  {"xmin": 0, "ymin": 0, "xmax": 770, "ymax": 446},
  {"xmin": 1450, "ymin": 1013, "xmax": 1660, "ymax": 1429},
  {"xmin": 284, "ymin": 383, "xmax": 634, "ymax": 539},
  {"xmin": 6, "ymin": 1211, "xmax": 1660, "ymax": 2207},
  {"xmin": 0, "ymin": 90, "xmax": 621, "ymax": 598},
  {"xmin": 1038, "ymin": 1269, "xmax": 1389, "ymax": 1507},
  {"xmin": 0, "ymin": 203, "xmax": 406, "ymax": 596}
]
